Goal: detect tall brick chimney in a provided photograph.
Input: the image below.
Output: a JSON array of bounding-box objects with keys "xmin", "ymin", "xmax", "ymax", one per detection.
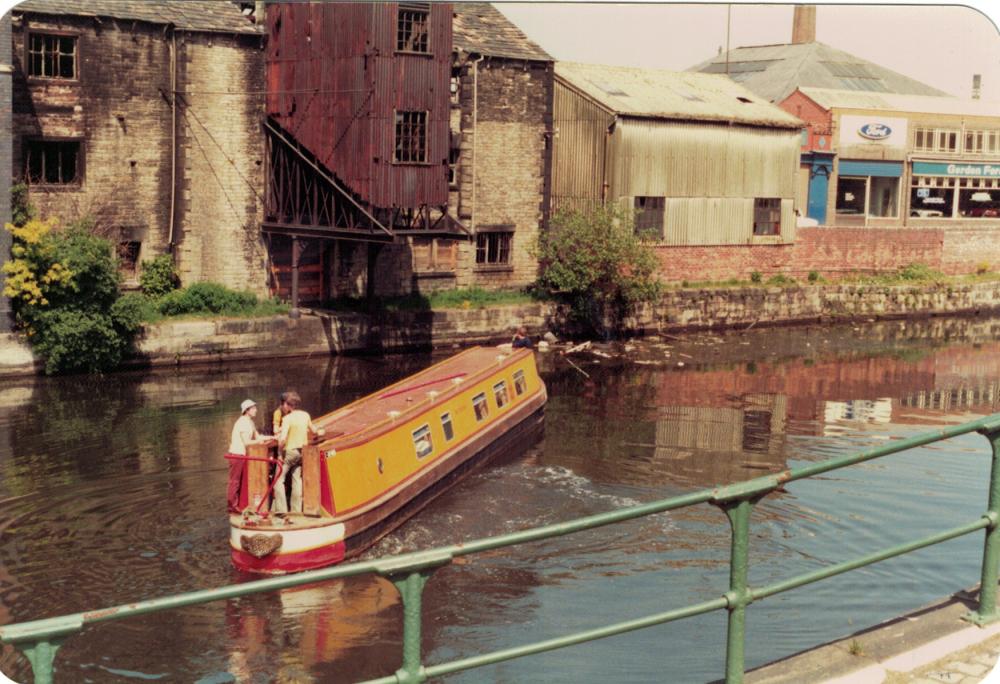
[{"xmin": 791, "ymin": 5, "xmax": 817, "ymax": 44}]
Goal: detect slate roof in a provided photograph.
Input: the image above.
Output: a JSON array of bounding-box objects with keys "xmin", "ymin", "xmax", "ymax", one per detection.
[
  {"xmin": 453, "ymin": 3, "xmax": 551, "ymax": 62},
  {"xmin": 688, "ymin": 42, "xmax": 946, "ymax": 103},
  {"xmin": 799, "ymin": 87, "xmax": 1000, "ymax": 118},
  {"xmin": 12, "ymin": 0, "xmax": 262, "ymax": 35},
  {"xmin": 556, "ymin": 61, "xmax": 803, "ymax": 129}
]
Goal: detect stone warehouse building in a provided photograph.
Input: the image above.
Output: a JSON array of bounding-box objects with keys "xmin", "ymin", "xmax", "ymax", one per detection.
[{"xmin": 8, "ymin": 0, "xmax": 267, "ymax": 293}]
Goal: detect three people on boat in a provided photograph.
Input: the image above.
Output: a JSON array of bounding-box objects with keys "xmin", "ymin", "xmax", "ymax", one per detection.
[{"xmin": 273, "ymin": 391, "xmax": 325, "ymax": 515}]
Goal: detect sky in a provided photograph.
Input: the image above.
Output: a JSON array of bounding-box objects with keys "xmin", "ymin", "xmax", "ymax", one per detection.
[{"xmin": 494, "ymin": 2, "xmax": 1000, "ymax": 101}]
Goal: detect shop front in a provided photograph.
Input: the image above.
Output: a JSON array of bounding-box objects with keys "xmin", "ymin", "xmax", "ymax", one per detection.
[
  {"xmin": 910, "ymin": 161, "xmax": 1000, "ymax": 220},
  {"xmin": 834, "ymin": 160, "xmax": 903, "ymax": 225}
]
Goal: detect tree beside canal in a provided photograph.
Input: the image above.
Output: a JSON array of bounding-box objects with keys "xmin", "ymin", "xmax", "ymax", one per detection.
[{"xmin": 535, "ymin": 204, "xmax": 663, "ymax": 333}]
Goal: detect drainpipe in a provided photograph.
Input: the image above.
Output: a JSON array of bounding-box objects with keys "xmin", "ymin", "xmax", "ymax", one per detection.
[
  {"xmin": 168, "ymin": 27, "xmax": 177, "ymax": 253},
  {"xmin": 471, "ymin": 54, "xmax": 485, "ymax": 231},
  {"xmin": 602, "ymin": 115, "xmax": 616, "ymax": 204}
]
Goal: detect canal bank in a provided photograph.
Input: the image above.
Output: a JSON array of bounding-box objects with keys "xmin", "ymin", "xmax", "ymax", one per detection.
[{"xmin": 1, "ymin": 279, "xmax": 1000, "ymax": 377}]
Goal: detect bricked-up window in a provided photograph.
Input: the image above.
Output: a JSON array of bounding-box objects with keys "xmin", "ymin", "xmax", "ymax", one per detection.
[
  {"xmin": 28, "ymin": 33, "xmax": 77, "ymax": 79},
  {"xmin": 475, "ymin": 230, "xmax": 512, "ymax": 265},
  {"xmin": 396, "ymin": 3, "xmax": 430, "ymax": 53},
  {"xmin": 394, "ymin": 111, "xmax": 427, "ymax": 163},
  {"xmin": 25, "ymin": 140, "xmax": 81, "ymax": 185},
  {"xmin": 753, "ymin": 198, "xmax": 781, "ymax": 236},
  {"xmin": 634, "ymin": 196, "xmax": 665, "ymax": 239}
]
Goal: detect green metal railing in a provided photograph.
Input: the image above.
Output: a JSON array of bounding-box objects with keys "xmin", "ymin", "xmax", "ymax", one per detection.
[{"xmin": 6, "ymin": 414, "xmax": 1000, "ymax": 683}]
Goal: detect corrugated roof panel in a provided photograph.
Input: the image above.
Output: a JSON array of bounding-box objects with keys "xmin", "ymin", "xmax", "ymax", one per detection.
[
  {"xmin": 556, "ymin": 61, "xmax": 802, "ymax": 129},
  {"xmin": 799, "ymin": 86, "xmax": 1000, "ymax": 118}
]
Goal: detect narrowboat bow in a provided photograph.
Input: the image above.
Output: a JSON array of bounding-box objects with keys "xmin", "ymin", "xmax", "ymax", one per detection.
[{"xmin": 229, "ymin": 346, "xmax": 547, "ymax": 574}]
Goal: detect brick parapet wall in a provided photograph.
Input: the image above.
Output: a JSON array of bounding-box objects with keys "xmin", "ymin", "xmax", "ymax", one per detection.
[{"xmin": 652, "ymin": 226, "xmax": 1000, "ymax": 283}]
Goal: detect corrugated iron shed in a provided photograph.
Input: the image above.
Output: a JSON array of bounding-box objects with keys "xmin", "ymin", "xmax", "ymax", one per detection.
[
  {"xmin": 452, "ymin": 3, "xmax": 551, "ymax": 61},
  {"xmin": 799, "ymin": 87, "xmax": 1000, "ymax": 118},
  {"xmin": 555, "ymin": 61, "xmax": 802, "ymax": 129},
  {"xmin": 688, "ymin": 42, "xmax": 946, "ymax": 103},
  {"xmin": 13, "ymin": 0, "xmax": 262, "ymax": 34}
]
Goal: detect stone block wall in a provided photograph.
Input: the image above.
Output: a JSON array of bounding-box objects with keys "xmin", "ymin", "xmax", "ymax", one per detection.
[
  {"xmin": 174, "ymin": 31, "xmax": 267, "ymax": 294},
  {"xmin": 0, "ymin": 12, "xmax": 12, "ymax": 331},
  {"xmin": 451, "ymin": 58, "xmax": 552, "ymax": 290},
  {"xmin": 11, "ymin": 14, "xmax": 174, "ymax": 273}
]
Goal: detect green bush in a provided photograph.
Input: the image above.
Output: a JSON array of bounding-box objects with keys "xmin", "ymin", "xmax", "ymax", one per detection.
[
  {"xmin": 535, "ymin": 205, "xmax": 662, "ymax": 332},
  {"xmin": 750, "ymin": 271, "xmax": 762, "ymax": 283},
  {"xmin": 808, "ymin": 270, "xmax": 820, "ymax": 283},
  {"xmin": 110, "ymin": 292, "xmax": 152, "ymax": 335},
  {"xmin": 157, "ymin": 282, "xmax": 259, "ymax": 316},
  {"xmin": 897, "ymin": 263, "xmax": 944, "ymax": 282},
  {"xmin": 139, "ymin": 254, "xmax": 180, "ymax": 297},
  {"xmin": 32, "ymin": 309, "xmax": 129, "ymax": 375}
]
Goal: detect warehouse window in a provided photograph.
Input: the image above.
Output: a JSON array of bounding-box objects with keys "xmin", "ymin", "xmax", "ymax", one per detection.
[
  {"xmin": 24, "ymin": 140, "xmax": 81, "ymax": 185},
  {"xmin": 394, "ymin": 111, "xmax": 427, "ymax": 163},
  {"xmin": 753, "ymin": 198, "xmax": 781, "ymax": 236},
  {"xmin": 397, "ymin": 3, "xmax": 430, "ymax": 53},
  {"xmin": 28, "ymin": 33, "xmax": 77, "ymax": 79},
  {"xmin": 117, "ymin": 240, "xmax": 141, "ymax": 280},
  {"xmin": 475, "ymin": 230, "xmax": 512, "ymax": 265},
  {"xmin": 634, "ymin": 196, "xmax": 665, "ymax": 239}
]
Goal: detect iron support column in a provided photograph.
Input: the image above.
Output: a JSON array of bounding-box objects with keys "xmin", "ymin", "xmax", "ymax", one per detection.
[
  {"xmin": 968, "ymin": 429, "xmax": 1000, "ymax": 624},
  {"xmin": 722, "ymin": 498, "xmax": 753, "ymax": 684}
]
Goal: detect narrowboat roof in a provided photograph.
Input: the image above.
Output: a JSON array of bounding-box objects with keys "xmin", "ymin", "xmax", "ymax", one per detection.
[
  {"xmin": 797, "ymin": 87, "xmax": 1000, "ymax": 118},
  {"xmin": 14, "ymin": 0, "xmax": 263, "ymax": 35},
  {"xmin": 316, "ymin": 346, "xmax": 533, "ymax": 447},
  {"xmin": 555, "ymin": 61, "xmax": 803, "ymax": 129},
  {"xmin": 452, "ymin": 3, "xmax": 552, "ymax": 62}
]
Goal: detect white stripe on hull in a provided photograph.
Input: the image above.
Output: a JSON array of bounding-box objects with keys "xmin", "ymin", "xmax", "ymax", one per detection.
[{"xmin": 230, "ymin": 521, "xmax": 345, "ymax": 554}]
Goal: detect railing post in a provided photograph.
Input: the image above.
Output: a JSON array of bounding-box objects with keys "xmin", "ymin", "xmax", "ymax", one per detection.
[
  {"xmin": 721, "ymin": 498, "xmax": 754, "ymax": 684},
  {"xmin": 968, "ymin": 428, "xmax": 1000, "ymax": 625},
  {"xmin": 22, "ymin": 638, "xmax": 63, "ymax": 684},
  {"xmin": 375, "ymin": 549, "xmax": 453, "ymax": 684}
]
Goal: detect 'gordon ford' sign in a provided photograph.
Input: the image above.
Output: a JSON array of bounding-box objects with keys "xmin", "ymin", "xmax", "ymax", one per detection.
[{"xmin": 913, "ymin": 161, "xmax": 1000, "ymax": 178}]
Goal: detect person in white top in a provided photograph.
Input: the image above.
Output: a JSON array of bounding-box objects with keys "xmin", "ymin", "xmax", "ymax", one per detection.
[{"xmin": 226, "ymin": 399, "xmax": 265, "ymax": 513}]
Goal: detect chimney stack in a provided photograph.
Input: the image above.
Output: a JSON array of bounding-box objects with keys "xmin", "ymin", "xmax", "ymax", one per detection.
[
  {"xmin": 973, "ymin": 74, "xmax": 982, "ymax": 100},
  {"xmin": 792, "ymin": 5, "xmax": 817, "ymax": 44}
]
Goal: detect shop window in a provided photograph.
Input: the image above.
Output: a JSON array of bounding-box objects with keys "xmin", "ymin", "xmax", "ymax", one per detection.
[
  {"xmin": 24, "ymin": 139, "xmax": 81, "ymax": 185},
  {"xmin": 396, "ymin": 3, "xmax": 430, "ymax": 53},
  {"xmin": 28, "ymin": 33, "xmax": 77, "ymax": 79},
  {"xmin": 910, "ymin": 185, "xmax": 953, "ymax": 219},
  {"xmin": 440, "ymin": 413, "xmax": 454, "ymax": 441},
  {"xmin": 835, "ymin": 177, "xmax": 866, "ymax": 216},
  {"xmin": 412, "ymin": 424, "xmax": 433, "ymax": 459},
  {"xmin": 493, "ymin": 380, "xmax": 510, "ymax": 409},
  {"xmin": 472, "ymin": 392, "xmax": 489, "ymax": 422},
  {"xmin": 394, "ymin": 110, "xmax": 427, "ymax": 163},
  {"xmin": 959, "ymin": 188, "xmax": 1000, "ymax": 219},
  {"xmin": 869, "ymin": 177, "xmax": 899, "ymax": 218},
  {"xmin": 475, "ymin": 229, "xmax": 512, "ymax": 266},
  {"xmin": 634, "ymin": 196, "xmax": 665, "ymax": 240},
  {"xmin": 753, "ymin": 198, "xmax": 781, "ymax": 235}
]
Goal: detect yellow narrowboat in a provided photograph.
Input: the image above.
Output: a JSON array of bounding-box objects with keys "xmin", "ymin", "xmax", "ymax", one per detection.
[{"xmin": 229, "ymin": 346, "xmax": 547, "ymax": 574}]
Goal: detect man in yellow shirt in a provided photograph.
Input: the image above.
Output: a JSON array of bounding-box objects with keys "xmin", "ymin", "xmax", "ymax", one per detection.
[
  {"xmin": 272, "ymin": 391, "xmax": 291, "ymax": 435},
  {"xmin": 275, "ymin": 392, "xmax": 324, "ymax": 514}
]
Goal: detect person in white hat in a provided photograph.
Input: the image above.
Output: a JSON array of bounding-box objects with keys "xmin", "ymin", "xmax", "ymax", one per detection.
[{"xmin": 226, "ymin": 398, "xmax": 263, "ymax": 513}]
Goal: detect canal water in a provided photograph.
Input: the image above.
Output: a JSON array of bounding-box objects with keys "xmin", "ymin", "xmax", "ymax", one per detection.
[{"xmin": 3, "ymin": 316, "xmax": 1000, "ymax": 683}]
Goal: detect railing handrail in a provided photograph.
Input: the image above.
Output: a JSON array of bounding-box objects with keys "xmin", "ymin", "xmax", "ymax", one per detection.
[{"xmin": 6, "ymin": 412, "xmax": 1000, "ymax": 684}]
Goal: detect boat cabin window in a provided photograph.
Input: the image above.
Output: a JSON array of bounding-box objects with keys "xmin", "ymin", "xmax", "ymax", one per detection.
[
  {"xmin": 412, "ymin": 424, "xmax": 434, "ymax": 459},
  {"xmin": 494, "ymin": 381, "xmax": 510, "ymax": 408},
  {"xmin": 441, "ymin": 412, "xmax": 455, "ymax": 441},
  {"xmin": 472, "ymin": 392, "xmax": 489, "ymax": 421},
  {"xmin": 513, "ymin": 370, "xmax": 527, "ymax": 396}
]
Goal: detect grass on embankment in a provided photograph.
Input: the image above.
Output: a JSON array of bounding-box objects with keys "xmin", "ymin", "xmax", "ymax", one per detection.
[
  {"xmin": 668, "ymin": 263, "xmax": 1000, "ymax": 290},
  {"xmin": 322, "ymin": 286, "xmax": 541, "ymax": 312}
]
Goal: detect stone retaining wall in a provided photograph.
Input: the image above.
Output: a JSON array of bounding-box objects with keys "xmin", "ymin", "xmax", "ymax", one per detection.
[{"xmin": 1, "ymin": 283, "xmax": 999, "ymax": 376}]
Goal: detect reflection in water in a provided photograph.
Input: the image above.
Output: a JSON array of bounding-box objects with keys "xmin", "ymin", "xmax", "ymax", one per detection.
[{"xmin": 2, "ymin": 318, "xmax": 1000, "ymax": 682}]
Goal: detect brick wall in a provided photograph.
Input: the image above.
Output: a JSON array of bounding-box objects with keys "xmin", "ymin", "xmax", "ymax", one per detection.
[
  {"xmin": 650, "ymin": 225, "xmax": 1000, "ymax": 282},
  {"xmin": 449, "ymin": 57, "xmax": 552, "ymax": 291},
  {"xmin": 0, "ymin": 12, "xmax": 12, "ymax": 331},
  {"xmin": 174, "ymin": 31, "xmax": 266, "ymax": 294}
]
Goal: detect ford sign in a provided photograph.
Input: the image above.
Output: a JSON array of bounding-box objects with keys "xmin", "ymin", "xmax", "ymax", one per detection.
[{"xmin": 859, "ymin": 123, "xmax": 892, "ymax": 140}]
